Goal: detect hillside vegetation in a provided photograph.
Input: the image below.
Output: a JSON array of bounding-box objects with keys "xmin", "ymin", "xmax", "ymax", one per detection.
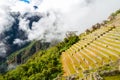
[{"xmin": 0, "ymin": 35, "xmax": 79, "ymax": 80}]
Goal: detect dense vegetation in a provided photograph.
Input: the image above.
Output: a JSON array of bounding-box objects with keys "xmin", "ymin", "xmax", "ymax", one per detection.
[{"xmin": 0, "ymin": 35, "xmax": 79, "ymax": 80}]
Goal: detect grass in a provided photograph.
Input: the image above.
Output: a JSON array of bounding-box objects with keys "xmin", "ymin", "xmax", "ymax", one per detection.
[{"xmin": 103, "ymin": 74, "xmax": 120, "ymax": 80}]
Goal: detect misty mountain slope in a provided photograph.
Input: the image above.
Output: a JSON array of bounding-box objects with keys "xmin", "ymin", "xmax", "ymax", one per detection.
[
  {"xmin": 0, "ymin": 10, "xmax": 69, "ymax": 64},
  {"xmin": 0, "ymin": 40, "xmax": 51, "ymax": 73},
  {"xmin": 0, "ymin": 12, "xmax": 48, "ymax": 73},
  {"xmin": 7, "ymin": 40, "xmax": 50, "ymax": 67},
  {"xmin": 0, "ymin": 12, "xmax": 43, "ymax": 57},
  {"xmin": 0, "ymin": 33, "xmax": 79, "ymax": 80}
]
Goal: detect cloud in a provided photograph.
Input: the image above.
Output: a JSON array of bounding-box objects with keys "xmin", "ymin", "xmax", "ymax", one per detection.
[
  {"xmin": 31, "ymin": 0, "xmax": 120, "ymax": 34},
  {"xmin": 0, "ymin": 42, "xmax": 6, "ymax": 57},
  {"xmin": 27, "ymin": 11, "xmax": 64, "ymax": 41},
  {"xmin": 0, "ymin": 1, "xmax": 14, "ymax": 34},
  {"xmin": 13, "ymin": 38, "xmax": 27, "ymax": 46}
]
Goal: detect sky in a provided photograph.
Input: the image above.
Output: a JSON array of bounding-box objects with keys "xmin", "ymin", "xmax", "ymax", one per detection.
[
  {"xmin": 20, "ymin": 0, "xmax": 30, "ymax": 3},
  {"xmin": 0, "ymin": 0, "xmax": 120, "ymax": 57}
]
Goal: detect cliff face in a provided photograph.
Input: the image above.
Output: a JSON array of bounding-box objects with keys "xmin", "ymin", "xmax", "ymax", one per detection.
[
  {"xmin": 0, "ymin": 40, "xmax": 50, "ymax": 73},
  {"xmin": 7, "ymin": 41, "xmax": 50, "ymax": 64}
]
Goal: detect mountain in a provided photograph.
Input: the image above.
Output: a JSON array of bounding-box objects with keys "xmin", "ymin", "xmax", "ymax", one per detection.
[
  {"xmin": 0, "ymin": 12, "xmax": 48, "ymax": 73},
  {"xmin": 0, "ymin": 12, "xmax": 42, "ymax": 57},
  {"xmin": 0, "ymin": 9, "xmax": 120, "ymax": 80}
]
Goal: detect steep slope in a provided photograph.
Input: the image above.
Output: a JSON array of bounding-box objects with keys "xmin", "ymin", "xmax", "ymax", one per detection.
[
  {"xmin": 0, "ymin": 12, "xmax": 42, "ymax": 63},
  {"xmin": 0, "ymin": 35, "xmax": 79, "ymax": 80},
  {"xmin": 0, "ymin": 40, "xmax": 50, "ymax": 73},
  {"xmin": 61, "ymin": 10, "xmax": 120, "ymax": 80}
]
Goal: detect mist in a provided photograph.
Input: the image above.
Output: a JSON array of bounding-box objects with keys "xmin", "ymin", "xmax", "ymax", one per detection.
[{"xmin": 0, "ymin": 0, "xmax": 120, "ymax": 57}]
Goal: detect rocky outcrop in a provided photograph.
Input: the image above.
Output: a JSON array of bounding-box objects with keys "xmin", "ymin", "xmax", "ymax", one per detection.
[{"xmin": 7, "ymin": 41, "xmax": 50, "ymax": 65}]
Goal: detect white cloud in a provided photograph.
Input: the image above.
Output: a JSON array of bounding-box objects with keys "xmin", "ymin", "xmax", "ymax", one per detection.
[
  {"xmin": 19, "ymin": 17, "xmax": 30, "ymax": 31},
  {"xmin": 38, "ymin": 0, "xmax": 81, "ymax": 13},
  {"xmin": 13, "ymin": 38, "xmax": 26, "ymax": 45},
  {"xmin": 0, "ymin": 42, "xmax": 6, "ymax": 57},
  {"xmin": 0, "ymin": 0, "xmax": 14, "ymax": 33},
  {"xmin": 36, "ymin": 0, "xmax": 120, "ymax": 33}
]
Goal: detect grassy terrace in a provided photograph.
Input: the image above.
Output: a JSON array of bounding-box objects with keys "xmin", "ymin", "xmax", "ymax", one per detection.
[{"xmin": 61, "ymin": 23, "xmax": 120, "ymax": 79}]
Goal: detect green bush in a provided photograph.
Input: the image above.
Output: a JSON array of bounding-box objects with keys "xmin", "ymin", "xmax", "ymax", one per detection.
[{"xmin": 111, "ymin": 9, "xmax": 120, "ymax": 17}]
